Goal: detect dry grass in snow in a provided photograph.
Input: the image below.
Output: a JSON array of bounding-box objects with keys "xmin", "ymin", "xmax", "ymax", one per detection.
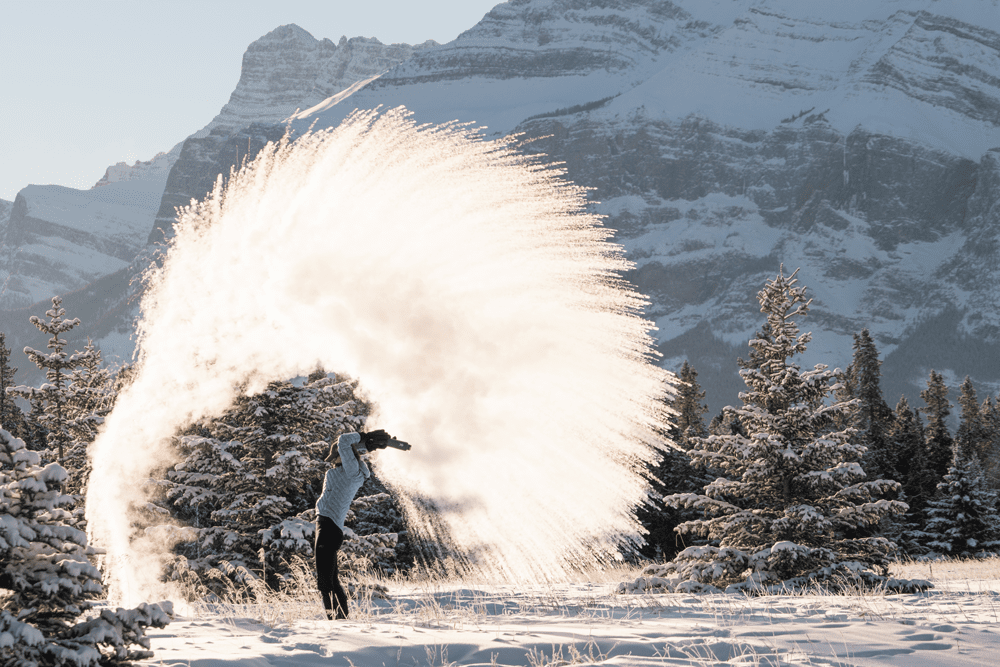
[{"xmin": 138, "ymin": 558, "xmax": 1000, "ymax": 666}]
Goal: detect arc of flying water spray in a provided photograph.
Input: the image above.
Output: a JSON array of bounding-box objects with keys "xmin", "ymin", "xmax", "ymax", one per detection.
[{"xmin": 86, "ymin": 107, "xmax": 674, "ymax": 605}]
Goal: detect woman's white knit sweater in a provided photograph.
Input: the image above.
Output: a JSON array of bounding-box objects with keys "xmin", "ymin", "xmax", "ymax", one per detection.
[{"xmin": 316, "ymin": 432, "xmax": 371, "ymax": 529}]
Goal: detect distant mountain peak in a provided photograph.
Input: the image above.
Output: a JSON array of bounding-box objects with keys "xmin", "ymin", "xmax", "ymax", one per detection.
[{"xmin": 251, "ymin": 23, "xmax": 320, "ymax": 47}]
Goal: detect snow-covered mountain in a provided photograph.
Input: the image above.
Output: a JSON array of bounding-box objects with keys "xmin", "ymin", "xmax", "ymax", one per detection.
[
  {"xmin": 91, "ymin": 148, "xmax": 181, "ymax": 189},
  {"xmin": 0, "ymin": 179, "xmax": 166, "ymax": 311},
  {"xmin": 147, "ymin": 25, "xmax": 436, "ymax": 244},
  {"xmin": 284, "ymin": 0, "xmax": 1000, "ymax": 409},
  {"xmin": 292, "ymin": 0, "xmax": 702, "ymax": 135},
  {"xmin": 7, "ymin": 0, "xmax": 1000, "ymax": 412},
  {"xmin": 204, "ymin": 25, "xmax": 437, "ymax": 136},
  {"xmin": 519, "ymin": 1, "xmax": 1000, "ymax": 409}
]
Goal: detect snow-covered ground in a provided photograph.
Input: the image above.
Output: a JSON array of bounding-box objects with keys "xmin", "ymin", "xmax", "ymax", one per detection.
[{"xmin": 139, "ymin": 561, "xmax": 1000, "ymax": 666}]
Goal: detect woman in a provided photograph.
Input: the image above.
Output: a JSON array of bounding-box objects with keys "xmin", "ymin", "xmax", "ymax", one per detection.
[{"xmin": 314, "ymin": 428, "xmax": 392, "ymax": 620}]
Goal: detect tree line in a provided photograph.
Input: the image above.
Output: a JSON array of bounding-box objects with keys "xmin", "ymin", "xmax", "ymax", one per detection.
[
  {"xmin": 6, "ymin": 268, "xmax": 999, "ymax": 637},
  {"xmin": 0, "ymin": 297, "xmax": 407, "ymax": 665},
  {"xmin": 632, "ymin": 268, "xmax": 999, "ymax": 593}
]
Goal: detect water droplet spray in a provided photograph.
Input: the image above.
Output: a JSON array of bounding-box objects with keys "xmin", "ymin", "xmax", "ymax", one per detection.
[{"xmin": 86, "ymin": 108, "xmax": 672, "ymax": 604}]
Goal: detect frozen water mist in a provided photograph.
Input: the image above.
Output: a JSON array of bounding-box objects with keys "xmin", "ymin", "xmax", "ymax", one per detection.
[{"xmin": 86, "ymin": 108, "xmax": 672, "ymax": 604}]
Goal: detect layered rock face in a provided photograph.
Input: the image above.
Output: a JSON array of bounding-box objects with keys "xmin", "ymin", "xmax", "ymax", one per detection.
[
  {"xmin": 290, "ymin": 0, "xmax": 1000, "ymax": 409},
  {"xmin": 92, "ymin": 147, "xmax": 180, "ymax": 189},
  {"xmin": 148, "ymin": 24, "xmax": 432, "ymax": 244},
  {"xmin": 206, "ymin": 25, "xmax": 435, "ymax": 134},
  {"xmin": 0, "ymin": 198, "xmax": 11, "ymax": 239},
  {"xmin": 0, "ymin": 181, "xmax": 164, "ymax": 310},
  {"xmin": 516, "ymin": 113, "xmax": 988, "ymax": 408},
  {"xmin": 296, "ymin": 0, "xmax": 708, "ymax": 136}
]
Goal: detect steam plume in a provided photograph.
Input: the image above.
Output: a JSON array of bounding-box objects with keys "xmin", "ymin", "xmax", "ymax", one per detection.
[{"xmin": 86, "ymin": 108, "xmax": 671, "ymax": 603}]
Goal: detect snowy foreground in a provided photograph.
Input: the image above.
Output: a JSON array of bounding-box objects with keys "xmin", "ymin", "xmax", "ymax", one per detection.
[{"xmin": 138, "ymin": 561, "xmax": 1000, "ymax": 667}]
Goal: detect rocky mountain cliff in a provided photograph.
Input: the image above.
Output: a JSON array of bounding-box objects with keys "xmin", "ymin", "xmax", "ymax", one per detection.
[
  {"xmin": 287, "ymin": 0, "xmax": 1000, "ymax": 410},
  {"xmin": 92, "ymin": 147, "xmax": 181, "ymax": 189},
  {"xmin": 147, "ymin": 25, "xmax": 436, "ymax": 245},
  {"xmin": 513, "ymin": 2, "xmax": 1000, "ymax": 409},
  {"xmin": 0, "ymin": 198, "xmax": 12, "ymax": 236},
  {"xmin": 6, "ymin": 0, "xmax": 1000, "ymax": 413},
  {"xmin": 0, "ymin": 180, "xmax": 165, "ymax": 311}
]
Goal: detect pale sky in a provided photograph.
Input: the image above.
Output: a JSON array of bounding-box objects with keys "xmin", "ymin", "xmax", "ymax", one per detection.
[{"xmin": 0, "ymin": 0, "xmax": 503, "ymax": 201}]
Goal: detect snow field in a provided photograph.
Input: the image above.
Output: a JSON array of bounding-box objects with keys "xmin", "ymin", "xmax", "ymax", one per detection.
[{"xmin": 139, "ymin": 560, "xmax": 1000, "ymax": 666}]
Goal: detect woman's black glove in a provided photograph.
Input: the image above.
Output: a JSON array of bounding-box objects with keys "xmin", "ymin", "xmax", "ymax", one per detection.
[{"xmin": 360, "ymin": 429, "xmax": 392, "ymax": 450}]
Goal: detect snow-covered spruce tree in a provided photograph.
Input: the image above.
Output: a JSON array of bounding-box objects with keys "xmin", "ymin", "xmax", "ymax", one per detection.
[
  {"xmin": 0, "ymin": 428, "xmax": 171, "ymax": 665},
  {"xmin": 841, "ymin": 330, "xmax": 913, "ymax": 545},
  {"xmin": 158, "ymin": 373, "xmax": 404, "ymax": 593},
  {"xmin": 8, "ymin": 297, "xmax": 100, "ymax": 464},
  {"xmin": 920, "ymin": 444, "xmax": 1000, "ymax": 558},
  {"xmin": 846, "ymin": 330, "xmax": 897, "ymax": 483},
  {"xmin": 60, "ymin": 339, "xmax": 116, "ymax": 496},
  {"xmin": 620, "ymin": 268, "xmax": 919, "ymax": 594},
  {"xmin": 916, "ymin": 379, "xmax": 1000, "ymax": 557},
  {"xmin": 637, "ymin": 364, "xmax": 711, "ymax": 560},
  {"xmin": 920, "ymin": 370, "xmax": 954, "ymax": 483}
]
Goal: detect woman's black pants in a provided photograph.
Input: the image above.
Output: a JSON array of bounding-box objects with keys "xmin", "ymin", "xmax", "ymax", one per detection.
[{"xmin": 315, "ymin": 515, "xmax": 348, "ymax": 619}]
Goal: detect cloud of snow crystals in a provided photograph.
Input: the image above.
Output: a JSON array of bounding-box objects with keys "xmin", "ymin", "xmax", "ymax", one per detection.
[{"xmin": 86, "ymin": 108, "xmax": 671, "ymax": 604}]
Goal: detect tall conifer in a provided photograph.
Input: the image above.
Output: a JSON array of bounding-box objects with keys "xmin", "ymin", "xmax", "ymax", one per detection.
[
  {"xmin": 673, "ymin": 361, "xmax": 708, "ymax": 450},
  {"xmin": 920, "ymin": 370, "xmax": 953, "ymax": 483},
  {"xmin": 624, "ymin": 269, "xmax": 916, "ymax": 593},
  {"xmin": 1, "ymin": 332, "xmax": 28, "ymax": 439},
  {"xmin": 847, "ymin": 330, "xmax": 896, "ymax": 482},
  {"xmin": 637, "ymin": 363, "xmax": 710, "ymax": 560},
  {"xmin": 956, "ymin": 377, "xmax": 989, "ymax": 463},
  {"xmin": 9, "ymin": 297, "xmax": 98, "ymax": 463}
]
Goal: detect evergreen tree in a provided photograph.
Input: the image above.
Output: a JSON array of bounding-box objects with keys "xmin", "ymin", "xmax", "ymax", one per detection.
[
  {"xmin": 921, "ymin": 445, "xmax": 1000, "ymax": 557},
  {"xmin": 890, "ymin": 396, "xmax": 932, "ymax": 514},
  {"xmin": 1, "ymin": 428, "xmax": 172, "ymax": 665},
  {"xmin": 158, "ymin": 373, "xmax": 404, "ymax": 591},
  {"xmin": 882, "ymin": 396, "xmax": 933, "ymax": 556},
  {"xmin": 847, "ymin": 330, "xmax": 897, "ymax": 482},
  {"xmin": 623, "ymin": 268, "xmax": 916, "ymax": 594},
  {"xmin": 64, "ymin": 339, "xmax": 113, "ymax": 438},
  {"xmin": 61, "ymin": 340, "xmax": 115, "ymax": 496},
  {"xmin": 955, "ymin": 377, "xmax": 989, "ymax": 463},
  {"xmin": 9, "ymin": 297, "xmax": 98, "ymax": 463},
  {"xmin": 673, "ymin": 361, "xmax": 708, "ymax": 449},
  {"xmin": 920, "ymin": 370, "xmax": 953, "ymax": 482},
  {"xmin": 1, "ymin": 331, "xmax": 29, "ymax": 439},
  {"xmin": 980, "ymin": 396, "xmax": 1000, "ymax": 491},
  {"xmin": 637, "ymin": 363, "xmax": 712, "ymax": 560}
]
